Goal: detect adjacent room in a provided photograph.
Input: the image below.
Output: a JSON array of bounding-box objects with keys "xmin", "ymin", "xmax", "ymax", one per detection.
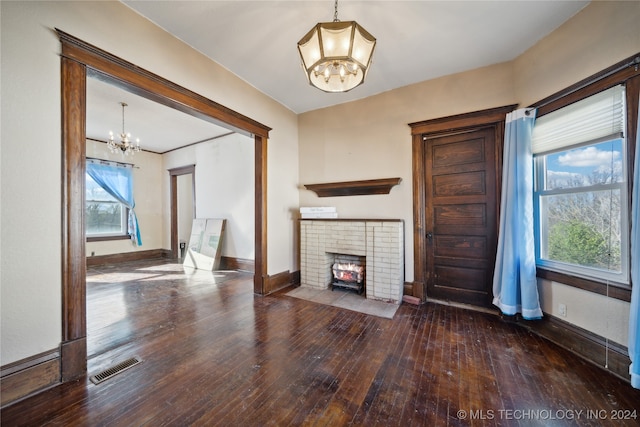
[
  {"xmin": 1, "ymin": 1, "xmax": 639, "ymax": 424},
  {"xmin": 84, "ymin": 76, "xmax": 256, "ymax": 359}
]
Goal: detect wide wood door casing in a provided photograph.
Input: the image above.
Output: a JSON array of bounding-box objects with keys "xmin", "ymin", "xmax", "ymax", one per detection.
[{"xmin": 424, "ymin": 128, "xmax": 497, "ymax": 307}]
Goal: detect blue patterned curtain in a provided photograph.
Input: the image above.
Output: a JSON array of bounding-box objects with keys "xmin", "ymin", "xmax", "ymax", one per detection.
[
  {"xmin": 493, "ymin": 108, "xmax": 542, "ymax": 320},
  {"xmin": 629, "ymin": 98, "xmax": 640, "ymax": 389},
  {"xmin": 87, "ymin": 162, "xmax": 142, "ymax": 246}
]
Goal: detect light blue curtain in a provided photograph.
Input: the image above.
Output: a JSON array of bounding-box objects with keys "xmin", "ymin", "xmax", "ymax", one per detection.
[
  {"xmin": 87, "ymin": 162, "xmax": 142, "ymax": 246},
  {"xmin": 629, "ymin": 98, "xmax": 640, "ymax": 389},
  {"xmin": 493, "ymin": 108, "xmax": 542, "ymax": 320}
]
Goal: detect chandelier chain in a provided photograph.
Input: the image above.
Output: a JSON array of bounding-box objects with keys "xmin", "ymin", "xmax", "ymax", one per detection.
[
  {"xmin": 333, "ymin": 0, "xmax": 339, "ymax": 22},
  {"xmin": 121, "ymin": 102, "xmax": 127, "ymax": 134}
]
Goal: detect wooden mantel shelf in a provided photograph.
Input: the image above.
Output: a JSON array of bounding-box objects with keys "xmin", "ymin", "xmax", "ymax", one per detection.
[{"xmin": 304, "ymin": 177, "xmax": 402, "ymax": 197}]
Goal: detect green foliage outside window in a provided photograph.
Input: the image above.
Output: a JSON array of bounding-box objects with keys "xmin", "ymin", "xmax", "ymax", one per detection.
[{"xmin": 548, "ymin": 220, "xmax": 612, "ymax": 269}]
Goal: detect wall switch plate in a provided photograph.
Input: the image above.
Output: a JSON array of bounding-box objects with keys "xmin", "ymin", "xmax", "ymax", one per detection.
[{"xmin": 559, "ymin": 303, "xmax": 567, "ymax": 317}]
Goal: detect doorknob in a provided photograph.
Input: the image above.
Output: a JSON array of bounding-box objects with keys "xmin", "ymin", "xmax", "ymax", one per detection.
[{"xmin": 426, "ymin": 232, "xmax": 433, "ymax": 241}]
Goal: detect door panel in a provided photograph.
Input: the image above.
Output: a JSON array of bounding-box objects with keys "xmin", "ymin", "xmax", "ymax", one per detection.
[
  {"xmin": 434, "ymin": 204, "xmax": 486, "ymax": 226},
  {"xmin": 433, "ymin": 137, "xmax": 486, "ymax": 167},
  {"xmin": 433, "ymin": 172, "xmax": 486, "ymax": 196},
  {"xmin": 434, "ymin": 235, "xmax": 487, "ymax": 259},
  {"xmin": 435, "ymin": 265, "xmax": 487, "ymax": 291},
  {"xmin": 425, "ymin": 128, "xmax": 497, "ymax": 307}
]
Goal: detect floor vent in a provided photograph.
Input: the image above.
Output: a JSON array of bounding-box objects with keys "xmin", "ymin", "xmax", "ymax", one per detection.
[{"xmin": 90, "ymin": 356, "xmax": 142, "ymax": 385}]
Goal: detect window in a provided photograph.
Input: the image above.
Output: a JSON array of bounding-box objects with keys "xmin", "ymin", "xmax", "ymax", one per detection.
[
  {"xmin": 532, "ymin": 85, "xmax": 629, "ymax": 284},
  {"xmin": 86, "ymin": 172, "xmax": 127, "ymax": 237}
]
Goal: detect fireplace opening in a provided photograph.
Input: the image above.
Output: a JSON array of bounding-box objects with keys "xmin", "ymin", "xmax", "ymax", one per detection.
[{"xmin": 330, "ymin": 254, "xmax": 365, "ymax": 295}]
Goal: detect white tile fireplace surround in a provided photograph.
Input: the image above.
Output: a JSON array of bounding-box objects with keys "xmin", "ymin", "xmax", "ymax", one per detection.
[{"xmin": 300, "ymin": 219, "xmax": 404, "ymax": 304}]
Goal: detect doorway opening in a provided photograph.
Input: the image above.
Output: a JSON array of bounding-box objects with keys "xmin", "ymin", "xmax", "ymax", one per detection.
[
  {"xmin": 177, "ymin": 173, "xmax": 194, "ymax": 261},
  {"xmin": 170, "ymin": 165, "xmax": 196, "ymax": 261},
  {"xmin": 59, "ymin": 29, "xmax": 270, "ymax": 381}
]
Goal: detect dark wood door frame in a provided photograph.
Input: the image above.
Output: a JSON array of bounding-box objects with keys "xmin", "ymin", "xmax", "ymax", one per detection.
[
  {"xmin": 169, "ymin": 165, "xmax": 196, "ymax": 259},
  {"xmin": 408, "ymin": 105, "xmax": 516, "ymax": 303},
  {"xmin": 58, "ymin": 29, "xmax": 271, "ymax": 381}
]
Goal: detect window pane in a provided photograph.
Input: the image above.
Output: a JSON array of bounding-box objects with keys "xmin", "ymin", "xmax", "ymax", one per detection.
[
  {"xmin": 539, "ymin": 189, "xmax": 621, "ymax": 272},
  {"xmin": 86, "ymin": 201, "xmax": 124, "ymax": 234},
  {"xmin": 544, "ymin": 139, "xmax": 624, "ymax": 190}
]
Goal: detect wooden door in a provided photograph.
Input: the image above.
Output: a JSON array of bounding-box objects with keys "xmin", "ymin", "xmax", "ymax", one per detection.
[{"xmin": 424, "ymin": 127, "xmax": 498, "ymax": 307}]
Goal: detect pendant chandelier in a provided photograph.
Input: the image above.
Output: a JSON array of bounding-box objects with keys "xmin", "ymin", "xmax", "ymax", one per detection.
[
  {"xmin": 297, "ymin": 0, "xmax": 376, "ymax": 93},
  {"xmin": 107, "ymin": 102, "xmax": 140, "ymax": 156}
]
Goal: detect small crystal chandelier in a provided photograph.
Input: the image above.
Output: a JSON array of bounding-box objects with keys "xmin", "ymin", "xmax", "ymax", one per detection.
[
  {"xmin": 107, "ymin": 102, "xmax": 140, "ymax": 156},
  {"xmin": 297, "ymin": 0, "xmax": 376, "ymax": 93}
]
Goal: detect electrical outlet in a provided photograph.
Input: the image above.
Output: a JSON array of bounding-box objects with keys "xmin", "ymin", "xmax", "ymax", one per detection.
[{"xmin": 558, "ymin": 303, "xmax": 567, "ymax": 317}]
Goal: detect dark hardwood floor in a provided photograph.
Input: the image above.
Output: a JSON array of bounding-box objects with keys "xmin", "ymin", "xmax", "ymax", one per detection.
[{"xmin": 2, "ymin": 259, "xmax": 639, "ymax": 426}]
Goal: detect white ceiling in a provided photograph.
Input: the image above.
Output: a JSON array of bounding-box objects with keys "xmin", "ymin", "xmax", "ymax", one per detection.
[
  {"xmin": 86, "ymin": 77, "xmax": 235, "ymax": 154},
  {"xmin": 87, "ymin": 0, "xmax": 589, "ymax": 153}
]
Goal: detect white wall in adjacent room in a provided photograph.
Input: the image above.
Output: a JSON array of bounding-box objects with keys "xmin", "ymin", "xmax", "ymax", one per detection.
[{"xmin": 163, "ymin": 133, "xmax": 254, "ymax": 261}]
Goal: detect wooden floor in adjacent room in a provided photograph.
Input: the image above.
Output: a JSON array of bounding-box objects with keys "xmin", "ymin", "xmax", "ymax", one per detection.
[{"xmin": 2, "ymin": 259, "xmax": 639, "ymax": 426}]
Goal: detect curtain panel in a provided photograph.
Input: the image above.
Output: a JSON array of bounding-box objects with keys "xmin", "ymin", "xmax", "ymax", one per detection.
[
  {"xmin": 629, "ymin": 98, "xmax": 640, "ymax": 389},
  {"xmin": 493, "ymin": 108, "xmax": 542, "ymax": 320}
]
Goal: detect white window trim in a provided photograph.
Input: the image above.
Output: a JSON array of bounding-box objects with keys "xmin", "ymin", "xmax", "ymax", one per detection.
[
  {"xmin": 534, "ymin": 152, "xmax": 630, "ymax": 284},
  {"xmin": 532, "ymin": 84, "xmax": 630, "ymax": 285}
]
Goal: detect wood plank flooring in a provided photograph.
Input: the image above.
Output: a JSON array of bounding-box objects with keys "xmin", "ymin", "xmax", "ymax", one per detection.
[{"xmin": 2, "ymin": 259, "xmax": 640, "ymax": 426}]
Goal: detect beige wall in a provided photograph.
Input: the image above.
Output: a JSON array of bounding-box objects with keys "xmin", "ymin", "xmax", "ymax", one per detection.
[
  {"xmin": 514, "ymin": 1, "xmax": 640, "ymax": 107},
  {"xmin": 298, "ymin": 1, "xmax": 639, "ymax": 346},
  {"xmin": 0, "ymin": 0, "xmax": 299, "ymax": 365},
  {"xmin": 299, "ymin": 61, "xmax": 516, "ymax": 283}
]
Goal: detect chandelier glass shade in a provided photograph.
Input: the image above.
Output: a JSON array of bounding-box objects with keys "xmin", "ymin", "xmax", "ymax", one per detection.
[
  {"xmin": 107, "ymin": 102, "xmax": 140, "ymax": 156},
  {"xmin": 297, "ymin": 3, "xmax": 376, "ymax": 93}
]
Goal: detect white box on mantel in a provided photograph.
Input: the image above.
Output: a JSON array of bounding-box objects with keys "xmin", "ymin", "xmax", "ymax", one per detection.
[
  {"xmin": 300, "ymin": 207, "xmax": 338, "ymax": 219},
  {"xmin": 301, "ymin": 212, "xmax": 338, "ymax": 219}
]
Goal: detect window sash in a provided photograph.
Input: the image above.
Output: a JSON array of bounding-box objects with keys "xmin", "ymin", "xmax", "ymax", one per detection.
[
  {"xmin": 86, "ymin": 200, "xmax": 127, "ymax": 236},
  {"xmin": 534, "ymin": 143, "xmax": 629, "ymax": 285}
]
